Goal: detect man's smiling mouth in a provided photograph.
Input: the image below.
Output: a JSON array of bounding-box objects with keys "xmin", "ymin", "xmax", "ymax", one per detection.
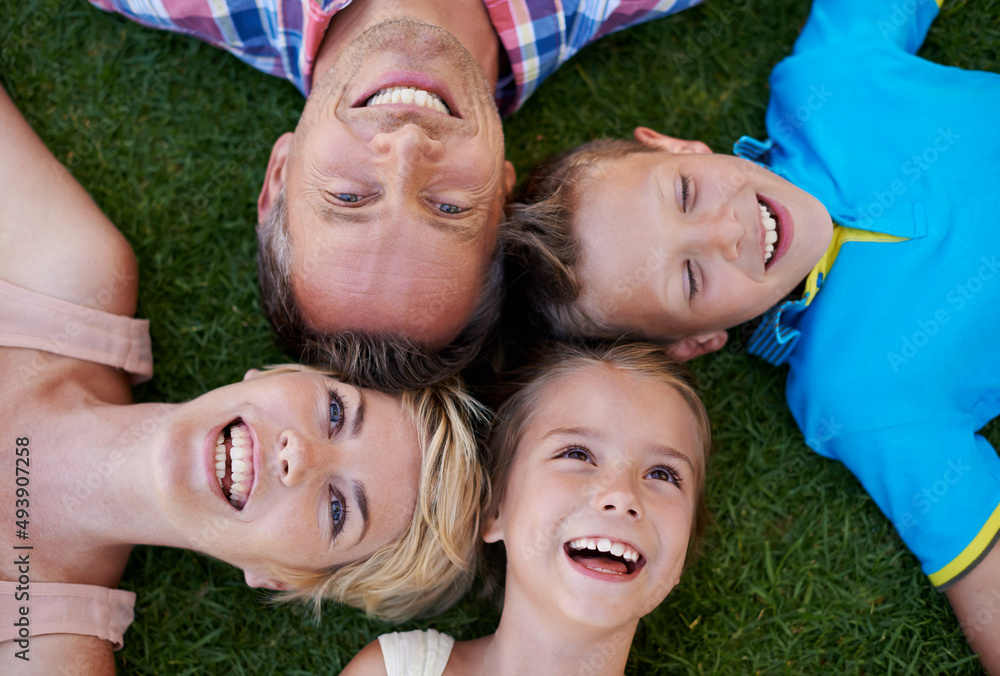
[
  {"xmin": 215, "ymin": 419, "xmax": 254, "ymax": 510},
  {"xmin": 364, "ymin": 86, "xmax": 451, "ymax": 115}
]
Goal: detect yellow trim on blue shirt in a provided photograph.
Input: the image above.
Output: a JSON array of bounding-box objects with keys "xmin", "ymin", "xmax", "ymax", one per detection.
[
  {"xmin": 801, "ymin": 225, "xmax": 905, "ymax": 306},
  {"xmin": 929, "ymin": 501, "xmax": 1000, "ymax": 587}
]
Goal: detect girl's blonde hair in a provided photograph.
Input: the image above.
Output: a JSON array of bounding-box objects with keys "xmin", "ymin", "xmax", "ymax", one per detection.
[
  {"xmin": 256, "ymin": 364, "xmax": 487, "ymax": 622},
  {"xmin": 483, "ymin": 342, "xmax": 712, "ymax": 586}
]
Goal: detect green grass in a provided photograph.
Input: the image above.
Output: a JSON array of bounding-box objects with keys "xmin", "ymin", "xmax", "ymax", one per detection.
[{"xmin": 2, "ymin": 0, "xmax": 997, "ymax": 673}]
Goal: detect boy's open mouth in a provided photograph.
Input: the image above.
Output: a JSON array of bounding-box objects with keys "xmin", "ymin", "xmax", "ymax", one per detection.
[
  {"xmin": 215, "ymin": 419, "xmax": 254, "ymax": 510},
  {"xmin": 759, "ymin": 198, "xmax": 782, "ymax": 268},
  {"xmin": 565, "ymin": 537, "xmax": 645, "ymax": 576}
]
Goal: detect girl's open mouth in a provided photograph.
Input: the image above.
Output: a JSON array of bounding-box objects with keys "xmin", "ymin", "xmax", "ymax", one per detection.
[{"xmin": 565, "ymin": 537, "xmax": 645, "ymax": 577}]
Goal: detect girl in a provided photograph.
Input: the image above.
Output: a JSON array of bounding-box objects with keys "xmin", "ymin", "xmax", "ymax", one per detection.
[
  {"xmin": 0, "ymin": 85, "xmax": 483, "ymax": 675},
  {"xmin": 343, "ymin": 342, "xmax": 711, "ymax": 676}
]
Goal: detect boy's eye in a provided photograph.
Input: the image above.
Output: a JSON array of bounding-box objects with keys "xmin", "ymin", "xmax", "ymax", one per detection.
[
  {"xmin": 680, "ymin": 173, "xmax": 691, "ymax": 213},
  {"xmin": 686, "ymin": 261, "xmax": 700, "ymax": 299}
]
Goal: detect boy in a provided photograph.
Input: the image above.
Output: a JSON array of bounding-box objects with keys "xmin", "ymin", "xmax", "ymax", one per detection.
[{"xmin": 508, "ymin": 0, "xmax": 1000, "ymax": 669}]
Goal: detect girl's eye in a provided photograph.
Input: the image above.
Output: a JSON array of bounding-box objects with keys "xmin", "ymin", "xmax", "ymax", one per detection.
[
  {"xmin": 333, "ymin": 193, "xmax": 362, "ymax": 203},
  {"xmin": 647, "ymin": 465, "xmax": 682, "ymax": 485},
  {"xmin": 328, "ymin": 389, "xmax": 346, "ymax": 438},
  {"xmin": 329, "ymin": 487, "xmax": 348, "ymax": 538},
  {"xmin": 559, "ymin": 446, "xmax": 593, "ymax": 463},
  {"xmin": 436, "ymin": 202, "xmax": 466, "ymax": 215}
]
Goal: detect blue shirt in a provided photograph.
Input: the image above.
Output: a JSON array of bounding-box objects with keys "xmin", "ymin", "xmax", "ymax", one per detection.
[{"xmin": 747, "ymin": 0, "xmax": 1000, "ymax": 588}]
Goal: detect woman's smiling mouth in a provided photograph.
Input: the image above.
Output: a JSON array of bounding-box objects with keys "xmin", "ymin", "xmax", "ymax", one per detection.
[{"xmin": 214, "ymin": 419, "xmax": 255, "ymax": 509}]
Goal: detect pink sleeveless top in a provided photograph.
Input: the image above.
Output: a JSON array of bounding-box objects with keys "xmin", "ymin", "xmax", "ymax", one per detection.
[
  {"xmin": 1, "ymin": 278, "xmax": 149, "ymax": 649},
  {"xmin": 0, "ymin": 278, "xmax": 153, "ymax": 382}
]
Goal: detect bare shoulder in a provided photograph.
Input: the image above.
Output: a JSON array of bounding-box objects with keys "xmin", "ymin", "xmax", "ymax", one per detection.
[
  {"xmin": 0, "ymin": 86, "xmax": 138, "ymax": 316},
  {"xmin": 340, "ymin": 638, "xmax": 389, "ymax": 676},
  {"xmin": 3, "ymin": 633, "xmax": 116, "ymax": 675}
]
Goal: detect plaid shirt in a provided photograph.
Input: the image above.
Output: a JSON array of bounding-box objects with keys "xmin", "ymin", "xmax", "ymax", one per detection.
[{"xmin": 89, "ymin": 0, "xmax": 701, "ymax": 116}]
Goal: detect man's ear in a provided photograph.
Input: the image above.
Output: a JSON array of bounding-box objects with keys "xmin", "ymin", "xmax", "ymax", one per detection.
[
  {"xmin": 258, "ymin": 132, "xmax": 294, "ymax": 221},
  {"xmin": 244, "ymin": 569, "xmax": 291, "ymax": 591},
  {"xmin": 634, "ymin": 126, "xmax": 713, "ymax": 155},
  {"xmin": 663, "ymin": 330, "xmax": 728, "ymax": 361},
  {"xmin": 502, "ymin": 160, "xmax": 517, "ymax": 198}
]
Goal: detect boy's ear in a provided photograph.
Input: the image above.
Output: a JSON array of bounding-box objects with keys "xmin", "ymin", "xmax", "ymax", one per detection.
[
  {"xmin": 663, "ymin": 331, "xmax": 728, "ymax": 361},
  {"xmin": 243, "ymin": 368, "xmax": 262, "ymax": 381},
  {"xmin": 634, "ymin": 127, "xmax": 713, "ymax": 155},
  {"xmin": 244, "ymin": 569, "xmax": 291, "ymax": 591},
  {"xmin": 258, "ymin": 132, "xmax": 294, "ymax": 221}
]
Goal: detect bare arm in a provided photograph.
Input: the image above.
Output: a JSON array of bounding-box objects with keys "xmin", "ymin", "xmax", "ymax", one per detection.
[
  {"xmin": 0, "ymin": 85, "xmax": 138, "ymax": 316},
  {"xmin": 2, "ymin": 634, "xmax": 115, "ymax": 676},
  {"xmin": 339, "ymin": 639, "xmax": 389, "ymax": 676},
  {"xmin": 946, "ymin": 544, "xmax": 1000, "ymax": 674}
]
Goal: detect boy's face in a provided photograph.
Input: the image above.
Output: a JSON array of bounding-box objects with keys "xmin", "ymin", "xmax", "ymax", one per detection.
[{"xmin": 574, "ymin": 128, "xmax": 833, "ymax": 359}]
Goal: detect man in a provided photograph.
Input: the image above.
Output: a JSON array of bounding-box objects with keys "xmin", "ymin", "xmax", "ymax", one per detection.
[{"xmin": 88, "ymin": 0, "xmax": 702, "ymax": 389}]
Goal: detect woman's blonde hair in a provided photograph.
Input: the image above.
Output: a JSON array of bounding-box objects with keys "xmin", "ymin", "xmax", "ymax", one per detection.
[
  {"xmin": 255, "ymin": 364, "xmax": 487, "ymax": 622},
  {"xmin": 482, "ymin": 342, "xmax": 711, "ymax": 587}
]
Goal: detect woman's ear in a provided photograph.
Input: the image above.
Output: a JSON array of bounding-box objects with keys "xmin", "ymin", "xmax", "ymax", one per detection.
[
  {"xmin": 244, "ymin": 569, "xmax": 291, "ymax": 591},
  {"xmin": 481, "ymin": 509, "xmax": 504, "ymax": 544},
  {"xmin": 243, "ymin": 368, "xmax": 262, "ymax": 382},
  {"xmin": 634, "ymin": 127, "xmax": 713, "ymax": 155}
]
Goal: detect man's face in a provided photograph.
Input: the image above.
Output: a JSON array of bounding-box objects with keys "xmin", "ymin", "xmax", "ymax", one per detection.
[
  {"xmin": 260, "ymin": 20, "xmax": 513, "ymax": 348},
  {"xmin": 574, "ymin": 128, "xmax": 833, "ymax": 356}
]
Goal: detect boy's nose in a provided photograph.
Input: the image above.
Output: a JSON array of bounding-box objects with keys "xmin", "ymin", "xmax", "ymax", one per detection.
[{"xmin": 692, "ymin": 208, "xmax": 743, "ymax": 261}]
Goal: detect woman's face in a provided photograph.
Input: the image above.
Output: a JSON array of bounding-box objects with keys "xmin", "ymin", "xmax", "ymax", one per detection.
[
  {"xmin": 484, "ymin": 363, "xmax": 703, "ymax": 631},
  {"xmin": 151, "ymin": 369, "xmax": 422, "ymax": 586}
]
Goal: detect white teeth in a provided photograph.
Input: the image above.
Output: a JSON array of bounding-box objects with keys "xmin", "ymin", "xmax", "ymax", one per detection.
[
  {"xmin": 759, "ymin": 201, "xmax": 779, "ymax": 263},
  {"xmin": 216, "ymin": 422, "xmax": 254, "ymax": 509},
  {"xmin": 365, "ymin": 86, "xmax": 451, "ymax": 114},
  {"xmin": 567, "ymin": 537, "xmax": 641, "ymax": 564}
]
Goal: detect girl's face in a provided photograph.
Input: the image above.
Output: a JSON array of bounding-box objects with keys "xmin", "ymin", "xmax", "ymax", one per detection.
[
  {"xmin": 484, "ymin": 363, "xmax": 703, "ymax": 631},
  {"xmin": 150, "ymin": 369, "xmax": 422, "ymax": 587}
]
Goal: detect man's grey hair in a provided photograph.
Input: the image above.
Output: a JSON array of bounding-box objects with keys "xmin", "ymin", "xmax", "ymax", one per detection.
[{"xmin": 256, "ymin": 188, "xmax": 504, "ymax": 391}]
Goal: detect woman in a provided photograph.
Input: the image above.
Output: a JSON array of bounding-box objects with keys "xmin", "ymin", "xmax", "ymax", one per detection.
[{"xmin": 0, "ymin": 85, "xmax": 484, "ymax": 675}]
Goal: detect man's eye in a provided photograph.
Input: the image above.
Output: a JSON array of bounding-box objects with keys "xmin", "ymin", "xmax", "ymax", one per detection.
[
  {"xmin": 334, "ymin": 193, "xmax": 361, "ymax": 203},
  {"xmin": 436, "ymin": 203, "xmax": 466, "ymax": 215}
]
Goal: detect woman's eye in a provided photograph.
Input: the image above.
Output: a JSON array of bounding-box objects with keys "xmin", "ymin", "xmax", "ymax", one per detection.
[
  {"xmin": 328, "ymin": 389, "xmax": 346, "ymax": 438},
  {"xmin": 329, "ymin": 487, "xmax": 348, "ymax": 537},
  {"xmin": 686, "ymin": 261, "xmax": 700, "ymax": 299},
  {"xmin": 333, "ymin": 193, "xmax": 362, "ymax": 203},
  {"xmin": 647, "ymin": 465, "xmax": 682, "ymax": 485},
  {"xmin": 436, "ymin": 202, "xmax": 466, "ymax": 215}
]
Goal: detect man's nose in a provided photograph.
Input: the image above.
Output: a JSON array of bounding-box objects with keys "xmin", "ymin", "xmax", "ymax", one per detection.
[{"xmin": 370, "ymin": 123, "xmax": 444, "ymax": 167}]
